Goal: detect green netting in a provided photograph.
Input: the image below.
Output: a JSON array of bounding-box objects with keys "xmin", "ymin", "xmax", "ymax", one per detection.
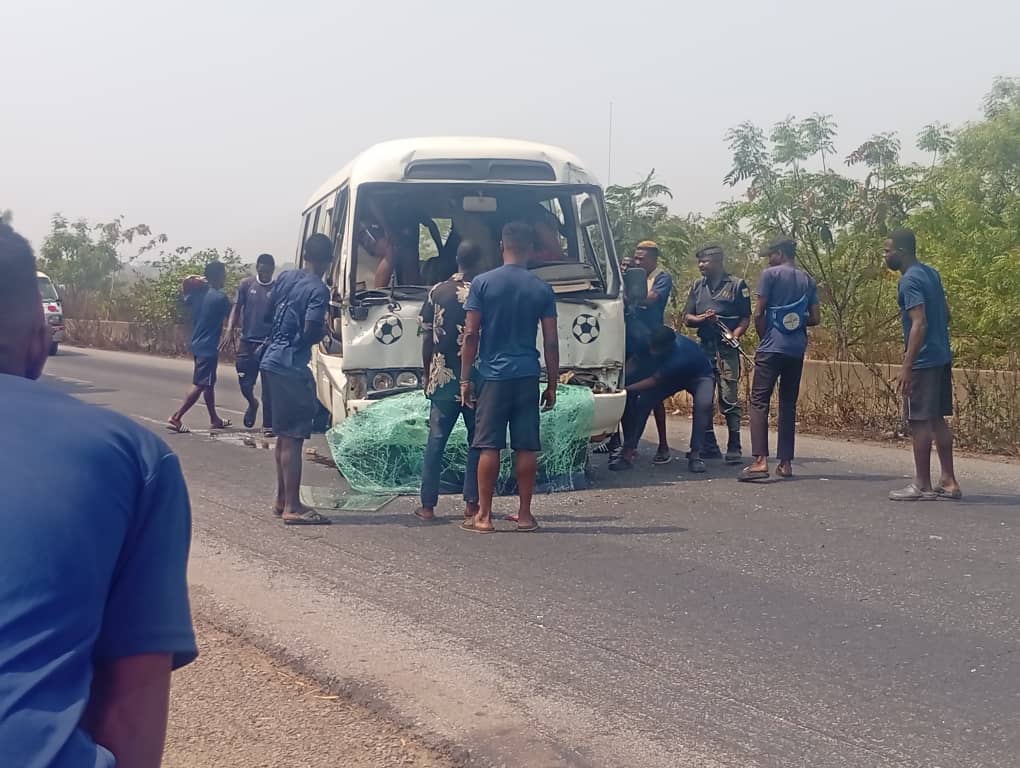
[{"xmin": 326, "ymin": 384, "xmax": 594, "ymax": 496}]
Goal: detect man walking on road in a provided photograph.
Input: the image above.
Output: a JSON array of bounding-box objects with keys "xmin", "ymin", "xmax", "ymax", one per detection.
[
  {"xmin": 0, "ymin": 221, "xmax": 197, "ymax": 767},
  {"xmin": 684, "ymin": 244, "xmax": 752, "ymax": 463},
  {"xmin": 415, "ymin": 242, "xmax": 484, "ymax": 523},
  {"xmin": 460, "ymin": 221, "xmax": 559, "ymax": 533},
  {"xmin": 884, "ymin": 228, "xmax": 962, "ymax": 502},
  {"xmin": 168, "ymin": 260, "xmax": 232, "ymax": 433},
  {"xmin": 224, "ymin": 253, "xmax": 276, "ymax": 434},
  {"xmin": 739, "ymin": 237, "xmax": 820, "ymax": 482},
  {"xmin": 261, "ymin": 234, "xmax": 333, "ymax": 525},
  {"xmin": 611, "ymin": 326, "xmax": 716, "ymax": 473}
]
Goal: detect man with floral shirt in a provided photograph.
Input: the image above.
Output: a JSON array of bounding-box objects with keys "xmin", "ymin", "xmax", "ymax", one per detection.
[{"xmin": 415, "ymin": 242, "xmax": 484, "ymax": 522}]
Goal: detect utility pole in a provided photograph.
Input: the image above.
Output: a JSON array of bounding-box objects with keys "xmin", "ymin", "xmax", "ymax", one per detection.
[{"xmin": 607, "ymin": 101, "xmax": 614, "ymax": 186}]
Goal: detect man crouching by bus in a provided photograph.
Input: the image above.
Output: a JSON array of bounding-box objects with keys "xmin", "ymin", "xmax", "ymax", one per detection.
[
  {"xmin": 414, "ymin": 242, "xmax": 484, "ymax": 523},
  {"xmin": 261, "ymin": 234, "xmax": 333, "ymax": 525},
  {"xmin": 610, "ymin": 327, "xmax": 716, "ymax": 474}
]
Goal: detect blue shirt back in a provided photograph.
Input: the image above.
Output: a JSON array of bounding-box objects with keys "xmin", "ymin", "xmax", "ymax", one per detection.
[
  {"xmin": 185, "ymin": 286, "xmax": 231, "ymax": 358},
  {"xmin": 260, "ymin": 269, "xmax": 329, "ymax": 377},
  {"xmin": 660, "ymin": 335, "xmax": 714, "ymax": 385},
  {"xmin": 464, "ymin": 264, "xmax": 557, "ymax": 380},
  {"xmin": 755, "ymin": 264, "xmax": 818, "ymax": 358},
  {"xmin": 0, "ymin": 374, "xmax": 197, "ymax": 768},
  {"xmin": 898, "ymin": 262, "xmax": 952, "ymax": 369},
  {"xmin": 635, "ymin": 268, "xmax": 673, "ymax": 330},
  {"xmin": 235, "ymin": 276, "xmax": 274, "ymax": 342}
]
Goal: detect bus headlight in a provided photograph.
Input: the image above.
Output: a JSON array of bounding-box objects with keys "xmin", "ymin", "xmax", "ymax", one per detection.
[
  {"xmin": 396, "ymin": 371, "xmax": 419, "ymax": 388},
  {"xmin": 371, "ymin": 372, "xmax": 395, "ymax": 391}
]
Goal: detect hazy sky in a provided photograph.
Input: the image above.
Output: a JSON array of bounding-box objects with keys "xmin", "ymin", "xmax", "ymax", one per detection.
[{"xmin": 3, "ymin": 0, "xmax": 1017, "ymax": 264}]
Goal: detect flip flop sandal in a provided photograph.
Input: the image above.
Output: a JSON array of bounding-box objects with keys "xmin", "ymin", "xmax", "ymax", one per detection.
[
  {"xmin": 515, "ymin": 522, "xmax": 540, "ymax": 533},
  {"xmin": 934, "ymin": 487, "xmax": 963, "ymax": 500},
  {"xmin": 738, "ymin": 467, "xmax": 770, "ymax": 482},
  {"xmin": 166, "ymin": 420, "xmax": 191, "ymax": 434},
  {"xmin": 460, "ymin": 519, "xmax": 495, "ymax": 534},
  {"xmin": 413, "ymin": 508, "xmax": 439, "ymax": 523},
  {"xmin": 608, "ymin": 456, "xmax": 634, "ymax": 472},
  {"xmin": 283, "ymin": 510, "xmax": 331, "ymax": 525},
  {"xmin": 776, "ymin": 466, "xmax": 794, "ymax": 479},
  {"xmin": 653, "ymin": 452, "xmax": 672, "ymax": 465},
  {"xmin": 211, "ymin": 419, "xmax": 232, "ymax": 430}
]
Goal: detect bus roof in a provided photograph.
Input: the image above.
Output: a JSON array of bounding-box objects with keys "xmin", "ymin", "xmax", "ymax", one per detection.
[{"xmin": 304, "ymin": 137, "xmax": 601, "ymax": 210}]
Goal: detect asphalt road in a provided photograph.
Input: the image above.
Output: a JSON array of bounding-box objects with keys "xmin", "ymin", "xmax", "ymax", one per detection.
[{"xmin": 45, "ymin": 347, "xmax": 1019, "ymax": 768}]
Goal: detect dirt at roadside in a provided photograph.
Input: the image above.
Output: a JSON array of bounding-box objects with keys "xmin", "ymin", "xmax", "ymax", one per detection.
[{"xmin": 164, "ymin": 619, "xmax": 461, "ymax": 768}]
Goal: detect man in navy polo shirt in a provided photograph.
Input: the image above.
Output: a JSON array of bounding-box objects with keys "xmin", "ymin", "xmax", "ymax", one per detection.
[
  {"xmin": 460, "ymin": 221, "xmax": 560, "ymax": 533},
  {"xmin": 0, "ymin": 221, "xmax": 196, "ymax": 767}
]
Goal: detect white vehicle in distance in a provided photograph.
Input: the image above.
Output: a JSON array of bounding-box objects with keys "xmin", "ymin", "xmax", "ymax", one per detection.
[
  {"xmin": 302, "ymin": 137, "xmax": 628, "ymax": 439},
  {"xmin": 37, "ymin": 271, "xmax": 64, "ymax": 356}
]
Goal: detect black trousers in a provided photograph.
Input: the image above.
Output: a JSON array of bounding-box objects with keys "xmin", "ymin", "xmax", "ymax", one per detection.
[
  {"xmin": 749, "ymin": 351, "xmax": 804, "ymax": 461},
  {"xmin": 236, "ymin": 339, "xmax": 272, "ymax": 429}
]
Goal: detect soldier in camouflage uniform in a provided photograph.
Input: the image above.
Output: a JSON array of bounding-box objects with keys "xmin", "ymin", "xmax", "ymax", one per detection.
[{"xmin": 683, "ymin": 245, "xmax": 752, "ymax": 463}]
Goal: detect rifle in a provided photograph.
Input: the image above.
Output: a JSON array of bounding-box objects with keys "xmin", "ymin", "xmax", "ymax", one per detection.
[{"xmin": 714, "ymin": 317, "xmax": 755, "ymax": 367}]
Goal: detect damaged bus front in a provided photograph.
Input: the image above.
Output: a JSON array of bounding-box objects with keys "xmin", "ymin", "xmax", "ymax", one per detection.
[{"xmin": 303, "ymin": 138, "xmax": 627, "ymax": 438}]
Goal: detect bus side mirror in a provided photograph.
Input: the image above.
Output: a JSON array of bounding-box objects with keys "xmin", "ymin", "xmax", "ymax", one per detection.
[
  {"xmin": 579, "ymin": 197, "xmax": 599, "ymax": 227},
  {"xmin": 623, "ymin": 267, "xmax": 647, "ymax": 306}
]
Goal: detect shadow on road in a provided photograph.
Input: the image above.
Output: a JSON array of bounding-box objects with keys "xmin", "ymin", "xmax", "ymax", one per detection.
[{"xmin": 41, "ymin": 375, "xmax": 116, "ymax": 397}]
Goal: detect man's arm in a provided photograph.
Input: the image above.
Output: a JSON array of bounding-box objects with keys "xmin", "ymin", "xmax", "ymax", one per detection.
[
  {"xmin": 643, "ymin": 271, "xmax": 672, "ymax": 307},
  {"xmin": 733, "ymin": 279, "xmax": 753, "ymax": 339},
  {"xmin": 626, "ymin": 372, "xmax": 664, "ymax": 392},
  {"xmin": 373, "ymin": 237, "xmax": 396, "ymax": 288},
  {"xmin": 300, "ymin": 285, "xmax": 329, "ymax": 348},
  {"xmin": 540, "ymin": 316, "xmax": 560, "ymax": 410},
  {"xmin": 898, "ymin": 304, "xmax": 927, "ymax": 395},
  {"xmin": 83, "ymin": 654, "xmax": 173, "ymax": 768},
  {"xmin": 460, "ymin": 310, "xmax": 481, "ymax": 406},
  {"xmin": 86, "ymin": 451, "xmax": 196, "ymax": 767},
  {"xmin": 683, "ymin": 282, "xmax": 716, "ymax": 327},
  {"xmin": 753, "ymin": 295, "xmax": 768, "ymax": 340},
  {"xmin": 419, "ymin": 296, "xmax": 435, "ymax": 383},
  {"xmin": 806, "ymin": 303, "xmax": 821, "ymax": 327}
]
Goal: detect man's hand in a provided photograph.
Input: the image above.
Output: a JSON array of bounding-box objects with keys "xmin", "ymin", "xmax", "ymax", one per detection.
[
  {"xmin": 541, "ymin": 385, "xmax": 557, "ymax": 411},
  {"xmin": 700, "ymin": 309, "xmax": 718, "ymax": 323},
  {"xmin": 218, "ymin": 332, "xmax": 235, "ymax": 354},
  {"xmin": 460, "ymin": 381, "xmax": 475, "ymax": 409},
  {"xmin": 896, "ymin": 365, "xmax": 914, "ymax": 398}
]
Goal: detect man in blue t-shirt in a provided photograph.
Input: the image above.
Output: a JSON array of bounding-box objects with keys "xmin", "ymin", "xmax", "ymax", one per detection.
[
  {"xmin": 168, "ymin": 260, "xmax": 233, "ymax": 433},
  {"xmin": 261, "ymin": 233, "xmax": 333, "ymax": 525},
  {"xmin": 224, "ymin": 252, "xmax": 276, "ymax": 434},
  {"xmin": 611, "ymin": 327, "xmax": 716, "ymax": 473},
  {"xmin": 740, "ymin": 237, "xmax": 820, "ymax": 482},
  {"xmin": 460, "ymin": 221, "xmax": 560, "ymax": 533},
  {"xmin": 0, "ymin": 222, "xmax": 196, "ymax": 768},
  {"xmin": 884, "ymin": 228, "xmax": 961, "ymax": 502}
]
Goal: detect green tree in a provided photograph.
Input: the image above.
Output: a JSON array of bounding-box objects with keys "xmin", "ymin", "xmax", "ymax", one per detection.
[
  {"xmin": 605, "ymin": 170, "xmax": 673, "ymax": 257},
  {"xmin": 38, "ymin": 215, "xmax": 161, "ymax": 295}
]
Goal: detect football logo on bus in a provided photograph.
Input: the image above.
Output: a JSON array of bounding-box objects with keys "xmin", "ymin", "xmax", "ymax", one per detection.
[
  {"xmin": 572, "ymin": 314, "xmax": 600, "ymax": 344},
  {"xmin": 374, "ymin": 315, "xmax": 404, "ymax": 345}
]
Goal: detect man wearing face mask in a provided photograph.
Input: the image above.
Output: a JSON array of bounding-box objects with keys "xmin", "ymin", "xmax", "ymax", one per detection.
[{"xmin": 684, "ymin": 244, "xmax": 752, "ymax": 463}]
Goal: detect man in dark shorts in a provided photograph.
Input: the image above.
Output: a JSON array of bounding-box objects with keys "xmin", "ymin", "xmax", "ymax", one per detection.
[
  {"xmin": 261, "ymin": 234, "xmax": 332, "ymax": 525},
  {"xmin": 414, "ymin": 242, "xmax": 484, "ymax": 522},
  {"xmin": 224, "ymin": 253, "xmax": 275, "ymax": 433},
  {"xmin": 884, "ymin": 228, "xmax": 961, "ymax": 501},
  {"xmin": 169, "ymin": 260, "xmax": 232, "ymax": 433},
  {"xmin": 739, "ymin": 237, "xmax": 820, "ymax": 482},
  {"xmin": 610, "ymin": 327, "xmax": 716, "ymax": 473},
  {"xmin": 0, "ymin": 221, "xmax": 196, "ymax": 767},
  {"xmin": 684, "ymin": 244, "xmax": 752, "ymax": 463},
  {"xmin": 460, "ymin": 221, "xmax": 560, "ymax": 533}
]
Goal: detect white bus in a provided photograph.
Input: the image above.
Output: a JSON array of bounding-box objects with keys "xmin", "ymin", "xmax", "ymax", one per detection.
[
  {"xmin": 37, "ymin": 271, "xmax": 64, "ymax": 355},
  {"xmin": 301, "ymin": 137, "xmax": 627, "ymax": 438}
]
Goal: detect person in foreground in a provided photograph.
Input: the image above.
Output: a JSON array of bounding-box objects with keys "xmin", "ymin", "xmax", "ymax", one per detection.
[
  {"xmin": 740, "ymin": 237, "xmax": 820, "ymax": 482},
  {"xmin": 415, "ymin": 241, "xmax": 484, "ymax": 522},
  {"xmin": 610, "ymin": 327, "xmax": 716, "ymax": 473},
  {"xmin": 0, "ymin": 222, "xmax": 197, "ymax": 768},
  {"xmin": 224, "ymin": 252, "xmax": 276, "ymax": 434},
  {"xmin": 261, "ymin": 234, "xmax": 333, "ymax": 525},
  {"xmin": 883, "ymin": 228, "xmax": 962, "ymax": 501},
  {"xmin": 460, "ymin": 221, "xmax": 560, "ymax": 533},
  {"xmin": 168, "ymin": 260, "xmax": 233, "ymax": 433}
]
